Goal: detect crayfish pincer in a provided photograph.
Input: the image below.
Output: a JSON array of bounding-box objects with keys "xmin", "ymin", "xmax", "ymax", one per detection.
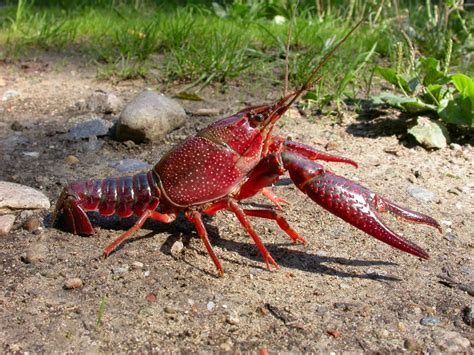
[{"xmin": 52, "ymin": 21, "xmax": 441, "ymax": 276}]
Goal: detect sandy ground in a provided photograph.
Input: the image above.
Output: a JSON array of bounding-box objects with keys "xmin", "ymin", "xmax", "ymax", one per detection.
[{"xmin": 0, "ymin": 55, "xmax": 472, "ymax": 352}]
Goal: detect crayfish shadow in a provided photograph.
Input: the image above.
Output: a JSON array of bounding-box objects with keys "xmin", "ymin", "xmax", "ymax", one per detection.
[
  {"xmin": 214, "ymin": 239, "xmax": 401, "ymax": 282},
  {"xmin": 65, "ymin": 213, "xmax": 400, "ymax": 281}
]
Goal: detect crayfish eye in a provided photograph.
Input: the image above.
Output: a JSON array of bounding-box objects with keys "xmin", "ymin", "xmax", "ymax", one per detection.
[{"xmin": 254, "ymin": 113, "xmax": 265, "ymax": 122}]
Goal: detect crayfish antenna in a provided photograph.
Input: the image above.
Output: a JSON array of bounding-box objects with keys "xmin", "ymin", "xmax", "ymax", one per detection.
[{"xmin": 265, "ymin": 17, "xmax": 366, "ymax": 129}]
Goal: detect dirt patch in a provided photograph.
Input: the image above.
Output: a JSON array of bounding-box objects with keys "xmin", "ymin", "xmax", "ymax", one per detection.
[{"xmin": 0, "ymin": 55, "xmax": 472, "ymax": 352}]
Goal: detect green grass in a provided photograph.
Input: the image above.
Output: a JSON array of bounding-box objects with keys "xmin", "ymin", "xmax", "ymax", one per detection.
[{"xmin": 0, "ymin": 0, "xmax": 472, "ymax": 108}]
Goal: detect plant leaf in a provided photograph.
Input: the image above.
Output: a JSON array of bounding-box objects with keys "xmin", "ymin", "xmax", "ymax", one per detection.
[
  {"xmin": 373, "ymin": 92, "xmax": 437, "ymax": 113},
  {"xmin": 418, "ymin": 57, "xmax": 445, "ymax": 86},
  {"xmin": 439, "ymin": 96, "xmax": 473, "ymax": 126},
  {"xmin": 451, "ymin": 73, "xmax": 474, "ymax": 103},
  {"xmin": 375, "ymin": 66, "xmax": 410, "ymax": 92},
  {"xmin": 174, "ymin": 91, "xmax": 203, "ymax": 101}
]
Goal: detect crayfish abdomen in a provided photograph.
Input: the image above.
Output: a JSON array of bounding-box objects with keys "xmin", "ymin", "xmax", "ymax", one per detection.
[{"xmin": 53, "ymin": 171, "xmax": 161, "ymax": 235}]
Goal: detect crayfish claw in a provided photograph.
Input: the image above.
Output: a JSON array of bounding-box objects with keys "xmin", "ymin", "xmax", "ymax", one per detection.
[
  {"xmin": 380, "ymin": 197, "xmax": 442, "ymax": 233},
  {"xmin": 282, "ymin": 152, "xmax": 440, "ymax": 260}
]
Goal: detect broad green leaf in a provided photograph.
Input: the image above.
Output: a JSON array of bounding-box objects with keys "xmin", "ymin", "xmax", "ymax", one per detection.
[
  {"xmin": 418, "ymin": 57, "xmax": 445, "ymax": 86},
  {"xmin": 439, "ymin": 96, "xmax": 473, "ymax": 126},
  {"xmin": 375, "ymin": 66, "xmax": 398, "ymax": 86},
  {"xmin": 174, "ymin": 91, "xmax": 203, "ymax": 101},
  {"xmin": 426, "ymin": 84, "xmax": 443, "ymax": 103},
  {"xmin": 374, "ymin": 92, "xmax": 437, "ymax": 113},
  {"xmin": 408, "ymin": 117, "xmax": 449, "ymax": 149},
  {"xmin": 451, "ymin": 73, "xmax": 474, "ymax": 104},
  {"xmin": 375, "ymin": 66, "xmax": 409, "ymax": 92}
]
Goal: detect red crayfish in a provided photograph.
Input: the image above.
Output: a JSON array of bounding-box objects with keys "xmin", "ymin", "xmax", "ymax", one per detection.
[{"xmin": 52, "ymin": 23, "xmax": 441, "ymax": 276}]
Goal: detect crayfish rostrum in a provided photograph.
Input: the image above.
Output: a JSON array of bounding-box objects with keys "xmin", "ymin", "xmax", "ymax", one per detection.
[{"xmin": 52, "ymin": 22, "xmax": 441, "ymax": 276}]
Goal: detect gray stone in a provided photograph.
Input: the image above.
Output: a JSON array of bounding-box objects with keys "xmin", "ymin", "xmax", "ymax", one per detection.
[
  {"xmin": 407, "ymin": 184, "xmax": 435, "ymax": 203},
  {"xmin": 0, "ymin": 181, "xmax": 50, "ymax": 213},
  {"xmin": 109, "ymin": 159, "xmax": 151, "ymax": 173},
  {"xmin": 0, "ymin": 214, "xmax": 16, "ymax": 236},
  {"xmin": 82, "ymin": 136, "xmax": 104, "ymax": 153},
  {"xmin": 420, "ymin": 316, "xmax": 440, "ymax": 326},
  {"xmin": 22, "ymin": 151, "xmax": 40, "ymax": 158},
  {"xmin": 2, "ymin": 90, "xmax": 20, "ymax": 102},
  {"xmin": 115, "ymin": 91, "xmax": 186, "ymax": 143},
  {"xmin": 462, "ymin": 306, "xmax": 473, "ymax": 327},
  {"xmin": 69, "ymin": 118, "xmax": 112, "ymax": 140},
  {"xmin": 170, "ymin": 240, "xmax": 184, "ymax": 258},
  {"xmin": 87, "ymin": 90, "xmax": 122, "ymax": 114},
  {"xmin": 433, "ymin": 330, "xmax": 470, "ymax": 352},
  {"xmin": 112, "ymin": 265, "xmax": 130, "ymax": 274}
]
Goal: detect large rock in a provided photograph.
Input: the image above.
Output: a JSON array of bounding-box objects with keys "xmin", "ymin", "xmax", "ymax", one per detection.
[
  {"xmin": 115, "ymin": 91, "xmax": 186, "ymax": 143},
  {"xmin": 0, "ymin": 181, "xmax": 50, "ymax": 213}
]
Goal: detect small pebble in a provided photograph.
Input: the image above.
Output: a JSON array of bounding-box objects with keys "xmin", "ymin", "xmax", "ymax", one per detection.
[
  {"xmin": 170, "ymin": 241, "xmax": 184, "ymax": 258},
  {"xmin": 207, "ymin": 301, "xmax": 215, "ymax": 311},
  {"xmin": 327, "ymin": 329, "xmax": 342, "ymax": 338},
  {"xmin": 404, "ymin": 338, "xmax": 422, "ymax": 351},
  {"xmin": 65, "ymin": 155, "xmax": 80, "ymax": 165},
  {"xmin": 2, "ymin": 89, "xmax": 20, "ymax": 101},
  {"xmin": 112, "ymin": 265, "xmax": 130, "ymax": 274},
  {"xmin": 64, "ymin": 278, "xmax": 84, "ymax": 289},
  {"xmin": 397, "ymin": 322, "xmax": 406, "ymax": 332},
  {"xmin": 249, "ymin": 268, "xmax": 262, "ymax": 276},
  {"xmin": 462, "ymin": 306, "xmax": 473, "ymax": 327},
  {"xmin": 420, "ymin": 316, "xmax": 440, "ymax": 326},
  {"xmin": 164, "ymin": 305, "xmax": 178, "ymax": 314},
  {"xmin": 23, "ymin": 217, "xmax": 41, "ymax": 233},
  {"xmin": 23, "ymin": 151, "xmax": 40, "ymax": 158},
  {"xmin": 145, "ymin": 293, "xmax": 157, "ymax": 303},
  {"xmin": 193, "ymin": 108, "xmax": 220, "ymax": 116},
  {"xmin": 0, "ymin": 214, "xmax": 16, "ymax": 236},
  {"xmin": 325, "ymin": 142, "xmax": 339, "ymax": 151},
  {"xmin": 22, "ymin": 244, "xmax": 48, "ymax": 263},
  {"xmin": 449, "ymin": 143, "xmax": 462, "ymax": 150},
  {"xmin": 219, "ymin": 339, "xmax": 233, "ymax": 352},
  {"xmin": 143, "ymin": 270, "xmax": 150, "ymax": 277},
  {"xmin": 87, "ymin": 90, "xmax": 122, "ymax": 114},
  {"xmin": 407, "ymin": 185, "xmax": 435, "ymax": 203},
  {"xmin": 226, "ymin": 313, "xmax": 240, "ymax": 325},
  {"xmin": 131, "ymin": 261, "xmax": 144, "ymax": 270}
]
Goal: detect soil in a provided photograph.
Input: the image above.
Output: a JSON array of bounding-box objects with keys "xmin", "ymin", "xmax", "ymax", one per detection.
[{"xmin": 0, "ymin": 55, "xmax": 472, "ymax": 352}]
